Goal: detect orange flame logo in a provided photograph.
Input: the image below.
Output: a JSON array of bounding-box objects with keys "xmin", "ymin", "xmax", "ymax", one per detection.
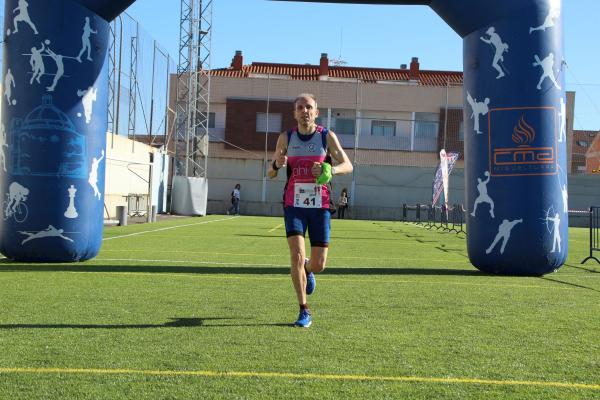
[{"xmin": 512, "ymin": 115, "xmax": 536, "ymax": 145}]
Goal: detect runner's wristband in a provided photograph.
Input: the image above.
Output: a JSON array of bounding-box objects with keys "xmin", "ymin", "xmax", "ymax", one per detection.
[{"xmin": 272, "ymin": 160, "xmax": 280, "ymax": 171}]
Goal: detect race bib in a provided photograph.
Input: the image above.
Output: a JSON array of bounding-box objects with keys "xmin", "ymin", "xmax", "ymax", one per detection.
[{"xmin": 294, "ymin": 183, "xmax": 322, "ymax": 208}]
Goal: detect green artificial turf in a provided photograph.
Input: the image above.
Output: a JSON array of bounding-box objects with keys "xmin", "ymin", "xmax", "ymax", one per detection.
[{"xmin": 0, "ymin": 215, "xmax": 598, "ymax": 399}]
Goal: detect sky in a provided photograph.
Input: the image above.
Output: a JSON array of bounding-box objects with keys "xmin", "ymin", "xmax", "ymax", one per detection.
[{"xmin": 126, "ymin": 0, "xmax": 600, "ymax": 131}]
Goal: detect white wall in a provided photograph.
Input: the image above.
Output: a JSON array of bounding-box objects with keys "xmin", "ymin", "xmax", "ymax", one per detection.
[{"xmin": 104, "ymin": 133, "xmax": 167, "ymax": 219}]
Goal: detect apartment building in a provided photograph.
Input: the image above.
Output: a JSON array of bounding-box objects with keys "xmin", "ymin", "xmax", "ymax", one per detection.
[{"xmin": 203, "ymin": 51, "xmax": 465, "ymax": 168}]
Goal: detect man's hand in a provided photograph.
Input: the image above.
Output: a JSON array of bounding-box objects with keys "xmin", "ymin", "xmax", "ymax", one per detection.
[
  {"xmin": 315, "ymin": 162, "xmax": 332, "ymax": 185},
  {"xmin": 275, "ymin": 149, "xmax": 287, "ymax": 169}
]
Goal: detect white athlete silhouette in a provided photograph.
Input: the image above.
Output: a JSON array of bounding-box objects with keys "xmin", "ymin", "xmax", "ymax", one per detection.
[
  {"xmin": 529, "ymin": 1, "xmax": 561, "ymax": 34},
  {"xmin": 19, "ymin": 225, "xmax": 73, "ymax": 245},
  {"xmin": 4, "ymin": 181, "xmax": 29, "ymax": 218},
  {"xmin": 466, "ymin": 92, "xmax": 490, "ymax": 134},
  {"xmin": 89, "ymin": 150, "xmax": 105, "ymax": 199},
  {"xmin": 558, "ymin": 97, "xmax": 566, "ymax": 143},
  {"xmin": 0, "ymin": 124, "xmax": 7, "ymax": 172},
  {"xmin": 471, "ymin": 171, "xmax": 495, "ymax": 218},
  {"xmin": 29, "ymin": 42, "xmax": 46, "ymax": 84},
  {"xmin": 77, "ymin": 86, "xmax": 98, "ymax": 124},
  {"xmin": 533, "ymin": 53, "xmax": 561, "ymax": 90},
  {"xmin": 11, "ymin": 0, "xmax": 38, "ymax": 35},
  {"xmin": 4, "ymin": 69, "xmax": 16, "ymax": 106},
  {"xmin": 561, "ymin": 184, "xmax": 568, "ymax": 213},
  {"xmin": 544, "ymin": 212, "xmax": 561, "ymax": 253},
  {"xmin": 480, "ymin": 27, "xmax": 509, "ymax": 79},
  {"xmin": 76, "ymin": 17, "xmax": 98, "ymax": 63},
  {"xmin": 45, "ymin": 48, "xmax": 65, "ymax": 92},
  {"xmin": 486, "ymin": 219, "xmax": 523, "ymax": 255}
]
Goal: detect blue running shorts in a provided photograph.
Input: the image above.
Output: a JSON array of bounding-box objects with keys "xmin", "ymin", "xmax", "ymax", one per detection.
[{"xmin": 283, "ymin": 207, "xmax": 330, "ymax": 247}]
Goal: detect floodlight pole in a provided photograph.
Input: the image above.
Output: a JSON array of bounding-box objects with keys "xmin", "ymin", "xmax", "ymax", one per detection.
[{"xmin": 176, "ymin": 0, "xmax": 212, "ymax": 178}]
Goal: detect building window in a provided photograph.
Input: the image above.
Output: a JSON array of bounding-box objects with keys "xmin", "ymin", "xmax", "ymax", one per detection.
[
  {"xmin": 256, "ymin": 113, "xmax": 282, "ymax": 133},
  {"xmin": 331, "ymin": 118, "xmax": 355, "ymax": 136},
  {"xmin": 577, "ymin": 140, "xmax": 589, "ymax": 147},
  {"xmin": 371, "ymin": 120, "xmax": 396, "ymax": 137},
  {"xmin": 208, "ymin": 112, "xmax": 215, "ymax": 128},
  {"xmin": 413, "ymin": 112, "xmax": 439, "ymax": 151}
]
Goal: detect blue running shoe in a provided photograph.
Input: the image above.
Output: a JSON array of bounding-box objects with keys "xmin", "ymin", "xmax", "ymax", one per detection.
[
  {"xmin": 305, "ymin": 258, "xmax": 316, "ymax": 295},
  {"xmin": 294, "ymin": 309, "xmax": 312, "ymax": 328}
]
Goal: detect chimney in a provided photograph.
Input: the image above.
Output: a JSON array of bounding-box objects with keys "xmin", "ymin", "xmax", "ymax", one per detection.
[
  {"xmin": 400, "ymin": 64, "xmax": 407, "ymax": 70},
  {"xmin": 319, "ymin": 53, "xmax": 329, "ymax": 80},
  {"xmin": 409, "ymin": 57, "xmax": 420, "ymax": 80},
  {"xmin": 231, "ymin": 50, "xmax": 243, "ymax": 70}
]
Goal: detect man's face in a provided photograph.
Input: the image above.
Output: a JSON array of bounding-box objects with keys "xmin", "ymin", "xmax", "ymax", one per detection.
[{"xmin": 294, "ymin": 97, "xmax": 319, "ymax": 127}]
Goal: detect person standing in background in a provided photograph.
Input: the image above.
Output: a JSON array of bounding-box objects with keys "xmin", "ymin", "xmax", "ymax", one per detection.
[
  {"xmin": 227, "ymin": 183, "xmax": 241, "ymax": 215},
  {"xmin": 338, "ymin": 188, "xmax": 349, "ymax": 219}
]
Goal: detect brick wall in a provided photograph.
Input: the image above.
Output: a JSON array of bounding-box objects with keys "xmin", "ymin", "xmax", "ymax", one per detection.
[
  {"xmin": 225, "ymin": 98, "xmax": 296, "ymax": 151},
  {"xmin": 437, "ymin": 108, "xmax": 465, "ymax": 158}
]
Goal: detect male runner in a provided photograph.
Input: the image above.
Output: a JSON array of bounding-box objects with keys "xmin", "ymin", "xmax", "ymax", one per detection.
[{"xmin": 268, "ymin": 93, "xmax": 353, "ymax": 328}]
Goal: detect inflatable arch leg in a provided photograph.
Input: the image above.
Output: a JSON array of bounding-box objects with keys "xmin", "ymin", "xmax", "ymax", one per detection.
[
  {"xmin": 430, "ymin": 0, "xmax": 568, "ymax": 275},
  {"xmin": 0, "ymin": 0, "xmax": 120, "ymax": 261}
]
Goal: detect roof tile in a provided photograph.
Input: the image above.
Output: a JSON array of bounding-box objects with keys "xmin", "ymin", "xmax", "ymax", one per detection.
[{"xmin": 211, "ymin": 61, "xmax": 463, "ymax": 86}]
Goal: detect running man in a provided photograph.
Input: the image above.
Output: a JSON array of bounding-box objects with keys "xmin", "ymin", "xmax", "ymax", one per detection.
[
  {"xmin": 480, "ymin": 26, "xmax": 509, "ymax": 79},
  {"xmin": 268, "ymin": 93, "xmax": 353, "ymax": 328}
]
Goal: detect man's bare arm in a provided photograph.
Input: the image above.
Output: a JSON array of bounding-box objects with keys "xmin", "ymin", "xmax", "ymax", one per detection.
[
  {"xmin": 268, "ymin": 132, "xmax": 288, "ymax": 179},
  {"xmin": 326, "ymin": 130, "xmax": 353, "ymax": 176}
]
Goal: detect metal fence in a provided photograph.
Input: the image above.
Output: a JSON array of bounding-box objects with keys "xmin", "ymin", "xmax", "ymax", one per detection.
[
  {"xmin": 581, "ymin": 206, "xmax": 600, "ymax": 264},
  {"xmin": 107, "ymin": 12, "xmax": 175, "ymax": 149},
  {"xmin": 402, "ymin": 203, "xmax": 466, "ymax": 234}
]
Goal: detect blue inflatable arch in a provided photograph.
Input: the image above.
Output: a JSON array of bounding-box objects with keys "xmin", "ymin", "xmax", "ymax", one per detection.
[{"xmin": 1, "ymin": 0, "xmax": 567, "ymax": 275}]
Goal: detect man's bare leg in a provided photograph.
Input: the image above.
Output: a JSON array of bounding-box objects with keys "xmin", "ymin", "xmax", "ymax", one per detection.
[{"xmin": 287, "ymin": 235, "xmax": 307, "ymax": 306}]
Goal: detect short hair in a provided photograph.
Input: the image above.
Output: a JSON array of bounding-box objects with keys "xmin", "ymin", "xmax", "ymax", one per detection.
[{"xmin": 294, "ymin": 93, "xmax": 317, "ymax": 108}]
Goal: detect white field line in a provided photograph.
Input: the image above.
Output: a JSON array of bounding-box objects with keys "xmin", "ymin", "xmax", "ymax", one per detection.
[
  {"xmin": 99, "ymin": 249, "xmax": 468, "ymax": 264},
  {"xmin": 97, "ymin": 258, "xmax": 288, "ymax": 267},
  {"xmin": 102, "ymin": 217, "xmax": 237, "ymax": 241}
]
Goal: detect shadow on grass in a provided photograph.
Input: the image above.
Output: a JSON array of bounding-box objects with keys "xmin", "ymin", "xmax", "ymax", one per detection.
[
  {"xmin": 0, "ymin": 317, "xmax": 216, "ymax": 329},
  {"xmin": 0, "ymin": 261, "xmax": 485, "ymax": 277},
  {"xmin": 540, "ymin": 277, "xmax": 600, "ymax": 293},
  {"xmin": 564, "ymin": 263, "xmax": 599, "ymax": 273},
  {"xmin": 0, "ymin": 317, "xmax": 295, "ymax": 330},
  {"xmin": 235, "ymin": 234, "xmax": 415, "ymax": 242}
]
